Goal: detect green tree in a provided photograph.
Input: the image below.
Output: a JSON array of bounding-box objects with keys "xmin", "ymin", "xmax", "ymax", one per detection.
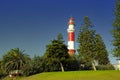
[
  {"xmin": 77, "ymin": 16, "xmax": 97, "ymax": 71},
  {"xmin": 44, "ymin": 34, "xmax": 69, "ymax": 72},
  {"xmin": 2, "ymin": 48, "xmax": 30, "ymax": 74},
  {"xmin": 111, "ymin": 0, "xmax": 120, "ymax": 59},
  {"xmin": 78, "ymin": 16, "xmax": 110, "ymax": 70},
  {"xmin": 94, "ymin": 34, "xmax": 109, "ymax": 65},
  {"xmin": 32, "ymin": 56, "xmax": 45, "ymax": 74},
  {"xmin": 57, "ymin": 33, "xmax": 64, "ymax": 42},
  {"xmin": 0, "ymin": 60, "xmax": 6, "ymax": 78},
  {"xmin": 22, "ymin": 55, "xmax": 45, "ymax": 76}
]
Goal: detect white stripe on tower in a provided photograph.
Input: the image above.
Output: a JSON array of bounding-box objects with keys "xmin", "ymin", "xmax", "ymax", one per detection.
[{"xmin": 67, "ymin": 17, "xmax": 75, "ymax": 57}]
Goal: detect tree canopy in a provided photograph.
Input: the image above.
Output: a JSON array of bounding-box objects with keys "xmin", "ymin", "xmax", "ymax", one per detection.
[
  {"xmin": 2, "ymin": 48, "xmax": 30, "ymax": 73},
  {"xmin": 44, "ymin": 33, "xmax": 69, "ymax": 72},
  {"xmin": 112, "ymin": 0, "xmax": 120, "ymax": 59},
  {"xmin": 77, "ymin": 16, "xmax": 109, "ymax": 70}
]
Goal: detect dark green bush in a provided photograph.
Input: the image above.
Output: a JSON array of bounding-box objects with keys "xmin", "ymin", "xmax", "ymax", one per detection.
[{"xmin": 96, "ymin": 64, "xmax": 115, "ymax": 70}]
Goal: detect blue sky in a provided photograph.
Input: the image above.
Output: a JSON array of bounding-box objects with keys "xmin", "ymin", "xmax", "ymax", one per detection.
[{"xmin": 0, "ymin": 0, "xmax": 117, "ymax": 64}]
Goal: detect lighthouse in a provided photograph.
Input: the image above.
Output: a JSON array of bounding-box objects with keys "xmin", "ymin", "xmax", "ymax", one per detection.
[{"xmin": 67, "ymin": 17, "xmax": 75, "ymax": 57}]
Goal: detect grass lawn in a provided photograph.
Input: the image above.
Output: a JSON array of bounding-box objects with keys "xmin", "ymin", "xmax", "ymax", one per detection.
[{"xmin": 3, "ymin": 70, "xmax": 120, "ymax": 80}]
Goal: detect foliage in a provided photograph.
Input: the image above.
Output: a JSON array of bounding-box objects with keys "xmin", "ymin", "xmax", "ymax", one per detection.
[
  {"xmin": 78, "ymin": 56, "xmax": 93, "ymax": 70},
  {"xmin": 96, "ymin": 64, "xmax": 115, "ymax": 70},
  {"xmin": 21, "ymin": 59, "xmax": 32, "ymax": 76},
  {"xmin": 0, "ymin": 60, "xmax": 6, "ymax": 79},
  {"xmin": 64, "ymin": 58, "xmax": 79, "ymax": 71},
  {"xmin": 22, "ymin": 55, "xmax": 46, "ymax": 76},
  {"xmin": 44, "ymin": 40, "xmax": 69, "ymax": 71},
  {"xmin": 112, "ymin": 0, "xmax": 120, "ymax": 58},
  {"xmin": 2, "ymin": 48, "xmax": 30, "ymax": 74},
  {"xmin": 43, "ymin": 58, "xmax": 61, "ymax": 72},
  {"xmin": 77, "ymin": 16, "xmax": 97, "ymax": 70},
  {"xmin": 57, "ymin": 33, "xmax": 64, "ymax": 42},
  {"xmin": 32, "ymin": 56, "xmax": 45, "ymax": 73},
  {"xmin": 44, "ymin": 33, "xmax": 79, "ymax": 72},
  {"xmin": 77, "ymin": 16, "xmax": 109, "ymax": 70},
  {"xmin": 94, "ymin": 34, "xmax": 110, "ymax": 65}
]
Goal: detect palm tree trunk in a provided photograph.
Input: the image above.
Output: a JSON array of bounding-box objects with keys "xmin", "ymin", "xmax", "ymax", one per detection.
[
  {"xmin": 91, "ymin": 61, "xmax": 96, "ymax": 71},
  {"xmin": 60, "ymin": 62, "xmax": 64, "ymax": 72}
]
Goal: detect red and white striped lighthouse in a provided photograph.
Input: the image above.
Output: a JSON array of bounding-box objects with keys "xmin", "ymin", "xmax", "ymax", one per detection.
[{"xmin": 67, "ymin": 17, "xmax": 75, "ymax": 57}]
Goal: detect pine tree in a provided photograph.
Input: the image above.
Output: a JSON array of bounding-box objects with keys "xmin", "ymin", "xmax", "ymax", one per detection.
[
  {"xmin": 112, "ymin": 0, "xmax": 120, "ymax": 59},
  {"xmin": 77, "ymin": 16, "xmax": 97, "ymax": 70},
  {"xmin": 44, "ymin": 33, "xmax": 69, "ymax": 72},
  {"xmin": 94, "ymin": 34, "xmax": 109, "ymax": 65},
  {"xmin": 77, "ymin": 16, "xmax": 109, "ymax": 70},
  {"xmin": 57, "ymin": 33, "xmax": 64, "ymax": 42}
]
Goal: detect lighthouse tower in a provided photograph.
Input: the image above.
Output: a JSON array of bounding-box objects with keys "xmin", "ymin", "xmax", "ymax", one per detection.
[{"xmin": 67, "ymin": 17, "xmax": 75, "ymax": 57}]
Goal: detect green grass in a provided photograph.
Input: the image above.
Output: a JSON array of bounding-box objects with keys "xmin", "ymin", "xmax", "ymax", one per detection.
[{"xmin": 3, "ymin": 70, "xmax": 120, "ymax": 80}]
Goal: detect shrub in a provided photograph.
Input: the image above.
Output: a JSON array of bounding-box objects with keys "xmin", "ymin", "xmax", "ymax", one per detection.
[{"xmin": 96, "ymin": 64, "xmax": 115, "ymax": 70}]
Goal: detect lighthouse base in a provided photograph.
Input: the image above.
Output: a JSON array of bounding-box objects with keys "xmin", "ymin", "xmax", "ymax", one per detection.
[{"xmin": 68, "ymin": 49, "xmax": 76, "ymax": 57}]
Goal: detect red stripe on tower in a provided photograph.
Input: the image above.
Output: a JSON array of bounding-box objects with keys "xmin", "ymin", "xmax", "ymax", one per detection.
[
  {"xmin": 68, "ymin": 32, "xmax": 75, "ymax": 41},
  {"xmin": 67, "ymin": 17, "xmax": 76, "ymax": 57}
]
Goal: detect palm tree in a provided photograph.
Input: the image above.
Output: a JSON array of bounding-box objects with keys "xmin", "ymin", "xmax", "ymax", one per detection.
[
  {"xmin": 0, "ymin": 60, "xmax": 4, "ymax": 77},
  {"xmin": 2, "ymin": 48, "xmax": 30, "ymax": 74}
]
